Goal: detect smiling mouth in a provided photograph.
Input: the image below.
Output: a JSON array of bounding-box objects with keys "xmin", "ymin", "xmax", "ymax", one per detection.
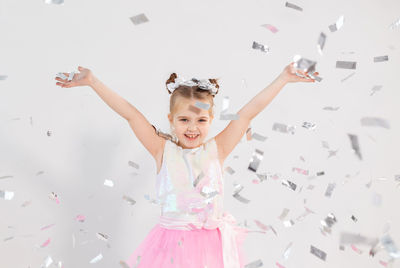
[{"xmin": 184, "ymin": 134, "xmax": 199, "ymax": 140}]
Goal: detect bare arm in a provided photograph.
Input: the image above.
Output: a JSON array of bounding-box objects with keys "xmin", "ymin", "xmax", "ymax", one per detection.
[
  {"xmin": 215, "ymin": 63, "xmax": 317, "ymax": 161},
  {"xmin": 55, "ymin": 67, "xmax": 165, "ymax": 159}
]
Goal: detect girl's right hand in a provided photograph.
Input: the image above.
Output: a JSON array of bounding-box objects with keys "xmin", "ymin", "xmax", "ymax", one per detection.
[{"xmin": 55, "ymin": 66, "xmax": 94, "ymax": 88}]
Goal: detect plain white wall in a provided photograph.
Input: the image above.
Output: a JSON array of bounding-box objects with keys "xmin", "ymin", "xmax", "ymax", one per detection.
[{"xmin": 1, "ymin": 0, "xmax": 399, "ymax": 267}]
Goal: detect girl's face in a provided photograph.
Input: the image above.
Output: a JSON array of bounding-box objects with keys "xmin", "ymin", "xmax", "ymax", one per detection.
[{"xmin": 168, "ymin": 97, "xmax": 213, "ymax": 149}]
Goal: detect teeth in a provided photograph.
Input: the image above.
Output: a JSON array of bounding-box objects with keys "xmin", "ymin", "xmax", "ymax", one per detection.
[{"xmin": 185, "ymin": 134, "xmax": 198, "ymax": 138}]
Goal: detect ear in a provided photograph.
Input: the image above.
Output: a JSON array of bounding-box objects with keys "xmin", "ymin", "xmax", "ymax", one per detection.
[{"xmin": 168, "ymin": 113, "xmax": 172, "ymax": 123}]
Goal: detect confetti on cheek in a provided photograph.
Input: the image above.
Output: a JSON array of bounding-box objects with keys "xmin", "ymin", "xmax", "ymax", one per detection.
[
  {"xmin": 261, "ymin": 24, "xmax": 279, "ymax": 33},
  {"xmin": 89, "ymin": 253, "xmax": 103, "ymax": 264}
]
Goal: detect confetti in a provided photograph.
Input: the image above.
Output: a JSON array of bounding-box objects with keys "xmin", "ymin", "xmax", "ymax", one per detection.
[
  {"xmin": 302, "ymin": 121, "xmax": 316, "ymax": 130},
  {"xmin": 75, "ymin": 214, "xmax": 85, "ymax": 222},
  {"xmin": 351, "ymin": 244, "xmax": 363, "ymax": 254},
  {"xmin": 252, "ymin": 41, "xmax": 270, "ymax": 53},
  {"xmin": 246, "ymin": 127, "xmax": 253, "ymax": 141},
  {"xmin": 276, "ymin": 262, "xmax": 285, "ymax": 268},
  {"xmin": 360, "ymin": 117, "xmax": 390, "ymax": 129},
  {"xmin": 89, "ymin": 253, "xmax": 103, "ymax": 263},
  {"xmin": 341, "ymin": 72, "xmax": 355, "ymax": 82},
  {"xmin": 220, "ymin": 96, "xmax": 239, "ymax": 120},
  {"xmin": 233, "ymin": 193, "xmax": 250, "ymax": 204},
  {"xmin": 123, "ymin": 195, "xmax": 136, "ymax": 205},
  {"xmin": 130, "ymin": 13, "xmax": 149, "ymax": 25},
  {"xmin": 195, "ymin": 101, "xmax": 210, "ymax": 110},
  {"xmin": 256, "ymin": 173, "xmax": 268, "ymax": 182},
  {"xmin": 67, "ymin": 71, "xmax": 75, "ymax": 81},
  {"xmin": 323, "ymin": 106, "xmax": 340, "ymax": 111},
  {"xmin": 104, "ymin": 179, "xmax": 114, "ymax": 187},
  {"xmin": 245, "ymin": 259, "xmax": 263, "ymax": 268},
  {"xmin": 254, "ymin": 219, "xmax": 269, "ymax": 231},
  {"xmin": 96, "ymin": 232, "xmax": 109, "ymax": 242},
  {"xmin": 310, "ymin": 245, "xmax": 327, "ymax": 261},
  {"xmin": 48, "ymin": 192, "xmax": 60, "ymax": 204},
  {"xmin": 0, "ymin": 75, "xmax": 8, "ymax": 80},
  {"xmin": 224, "ymin": 166, "xmax": 235, "ymax": 175},
  {"xmin": 292, "ymin": 167, "xmax": 309, "ymax": 175},
  {"xmin": 283, "ymin": 219, "xmax": 295, "ymax": 227},
  {"xmin": 370, "ymin": 85, "xmax": 383, "ymax": 96},
  {"xmin": 188, "ymin": 104, "xmax": 201, "ymax": 114},
  {"xmin": 293, "ymin": 55, "xmax": 316, "ymax": 73},
  {"xmin": 285, "ymin": 2, "xmax": 303, "ymax": 11},
  {"xmin": 47, "ymin": 130, "xmax": 52, "ymax": 136},
  {"xmin": 381, "ymin": 234, "xmax": 400, "ymax": 258},
  {"xmin": 283, "ymin": 242, "xmax": 293, "ymax": 259},
  {"xmin": 336, "ymin": 61, "xmax": 357, "ymax": 69},
  {"xmin": 351, "ymin": 215, "xmax": 357, "ymax": 222},
  {"xmin": 320, "ymin": 213, "xmax": 337, "ymax": 234},
  {"xmin": 41, "ymin": 256, "xmax": 53, "ymax": 268},
  {"xmin": 40, "ymin": 223, "xmax": 56, "ymax": 231},
  {"xmin": 120, "ymin": 261, "xmax": 130, "ymax": 268},
  {"xmin": 272, "ymin": 122, "xmax": 295, "ymax": 134},
  {"xmin": 329, "ymin": 15, "xmax": 344, "ymax": 32},
  {"xmin": 248, "ymin": 149, "xmax": 264, "ymax": 172},
  {"xmin": 282, "ymin": 179, "xmax": 297, "ymax": 191},
  {"xmin": 251, "ymin": 132, "xmax": 267, "ymax": 142},
  {"xmin": 374, "ymin": 55, "xmax": 389, "ymax": 63},
  {"xmin": 44, "ymin": 0, "xmax": 64, "ymax": 5},
  {"xmin": 56, "ymin": 72, "xmax": 67, "ymax": 80},
  {"xmin": 324, "ymin": 183, "xmax": 336, "ymax": 197},
  {"xmin": 317, "ymin": 32, "xmax": 327, "ymax": 55},
  {"xmin": 0, "ymin": 190, "xmax": 14, "ymax": 200},
  {"xmin": 41, "ymin": 238, "xmax": 51, "ymax": 248},
  {"xmin": 193, "ymin": 171, "xmax": 205, "ymax": 187},
  {"xmin": 348, "ymin": 134, "xmax": 362, "ymax": 160},
  {"xmin": 128, "ymin": 161, "xmax": 140, "ymax": 169},
  {"xmin": 389, "ymin": 17, "xmax": 400, "ymax": 29},
  {"xmin": 0, "ymin": 175, "xmax": 13, "ymax": 180},
  {"xmin": 261, "ymin": 24, "xmax": 279, "ymax": 33},
  {"xmin": 278, "ymin": 208, "xmax": 290, "ymax": 220}
]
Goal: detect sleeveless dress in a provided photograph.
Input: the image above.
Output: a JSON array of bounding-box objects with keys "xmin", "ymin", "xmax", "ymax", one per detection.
[{"xmin": 125, "ymin": 137, "xmax": 248, "ymax": 268}]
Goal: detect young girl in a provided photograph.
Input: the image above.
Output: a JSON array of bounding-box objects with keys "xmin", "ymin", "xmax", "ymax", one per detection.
[{"xmin": 55, "ymin": 63, "xmax": 318, "ymax": 267}]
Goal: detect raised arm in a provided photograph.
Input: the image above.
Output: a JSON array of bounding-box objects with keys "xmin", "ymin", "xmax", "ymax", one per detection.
[
  {"xmin": 215, "ymin": 63, "xmax": 318, "ymax": 162},
  {"xmin": 55, "ymin": 66, "xmax": 165, "ymax": 159}
]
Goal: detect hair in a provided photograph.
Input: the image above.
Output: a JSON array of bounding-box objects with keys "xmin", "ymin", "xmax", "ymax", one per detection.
[{"xmin": 165, "ymin": 73, "xmax": 220, "ymax": 117}]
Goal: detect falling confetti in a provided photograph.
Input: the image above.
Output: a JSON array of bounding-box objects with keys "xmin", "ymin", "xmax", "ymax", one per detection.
[{"xmin": 130, "ymin": 13, "xmax": 149, "ymax": 25}]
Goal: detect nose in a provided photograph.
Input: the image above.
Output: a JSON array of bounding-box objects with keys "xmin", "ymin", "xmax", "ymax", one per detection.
[{"xmin": 188, "ymin": 121, "xmax": 198, "ymax": 131}]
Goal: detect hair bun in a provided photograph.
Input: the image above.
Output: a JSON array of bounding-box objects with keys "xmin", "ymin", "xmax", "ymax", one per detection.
[
  {"xmin": 208, "ymin": 78, "xmax": 220, "ymax": 96},
  {"xmin": 166, "ymin": 73, "xmax": 178, "ymax": 94}
]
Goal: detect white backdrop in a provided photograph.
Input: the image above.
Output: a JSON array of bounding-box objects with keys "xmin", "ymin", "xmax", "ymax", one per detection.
[{"xmin": 1, "ymin": 0, "xmax": 399, "ymax": 267}]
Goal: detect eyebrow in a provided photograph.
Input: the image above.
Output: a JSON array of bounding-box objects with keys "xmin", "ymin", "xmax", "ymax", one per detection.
[{"xmin": 177, "ymin": 115, "xmax": 209, "ymax": 119}]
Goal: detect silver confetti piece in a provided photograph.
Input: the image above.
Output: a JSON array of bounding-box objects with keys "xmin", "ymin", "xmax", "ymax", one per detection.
[
  {"xmin": 122, "ymin": 195, "xmax": 136, "ymax": 205},
  {"xmin": 67, "ymin": 71, "xmax": 75, "ymax": 81},
  {"xmin": 251, "ymin": 132, "xmax": 267, "ymax": 141},
  {"xmin": 96, "ymin": 232, "xmax": 109, "ymax": 242},
  {"xmin": 248, "ymin": 149, "xmax": 264, "ymax": 172},
  {"xmin": 252, "ymin": 41, "xmax": 270, "ymax": 53},
  {"xmin": 272, "ymin": 122, "xmax": 295, "ymax": 134},
  {"xmin": 317, "ymin": 171, "xmax": 325, "ymax": 176},
  {"xmin": 224, "ymin": 166, "xmax": 235, "ymax": 175},
  {"xmin": 193, "ymin": 171, "xmax": 205, "ymax": 187},
  {"xmin": 381, "ymin": 234, "xmax": 400, "ymax": 258},
  {"xmin": 340, "ymin": 232, "xmax": 378, "ymax": 246},
  {"xmin": 233, "ymin": 183, "xmax": 244, "ymax": 196},
  {"xmin": 283, "ymin": 219, "xmax": 295, "ymax": 227},
  {"xmin": 317, "ymin": 32, "xmax": 327, "ymax": 55},
  {"xmin": 152, "ymin": 125, "xmax": 178, "ymax": 144},
  {"xmin": 89, "ymin": 253, "xmax": 103, "ymax": 263},
  {"xmin": 256, "ymin": 172, "xmax": 268, "ymax": 182},
  {"xmin": 44, "ymin": 0, "xmax": 64, "ymax": 4},
  {"xmin": 336, "ymin": 61, "xmax": 356, "ymax": 69},
  {"xmin": 220, "ymin": 113, "xmax": 239, "ymax": 120},
  {"xmin": 310, "ymin": 245, "xmax": 327, "ymax": 261},
  {"xmin": 348, "ymin": 133, "xmax": 362, "ymax": 160},
  {"xmin": 0, "ymin": 75, "xmax": 8, "ymax": 80},
  {"xmin": 324, "ymin": 183, "xmax": 336, "ymax": 197},
  {"xmin": 341, "ymin": 72, "xmax": 356, "ymax": 82},
  {"xmin": 370, "ymin": 85, "xmax": 383, "ymax": 96},
  {"xmin": 351, "ymin": 215, "xmax": 357, "ymax": 222},
  {"xmin": 128, "ymin": 161, "xmax": 140, "ymax": 169},
  {"xmin": 41, "ymin": 256, "xmax": 53, "ymax": 268},
  {"xmin": 321, "ymin": 141, "xmax": 330, "ymax": 149},
  {"xmin": 120, "ymin": 261, "xmax": 130, "ymax": 268},
  {"xmin": 195, "ymin": 101, "xmax": 210, "ymax": 110},
  {"xmin": 373, "ymin": 55, "xmax": 389, "ymax": 62},
  {"xmin": 0, "ymin": 190, "xmax": 14, "ymax": 200},
  {"xmin": 285, "ymin": 1, "xmax": 303, "ymax": 11},
  {"xmin": 395, "ymin": 175, "xmax": 400, "ymax": 182},
  {"xmin": 320, "ymin": 213, "xmax": 337, "ymax": 234},
  {"xmin": 302, "ymin": 121, "xmax": 316, "ymax": 130},
  {"xmin": 283, "ymin": 242, "xmax": 293, "ymax": 259},
  {"xmin": 282, "ymin": 179, "xmax": 297, "ymax": 191},
  {"xmin": 361, "ymin": 117, "xmax": 390, "ymax": 129},
  {"xmin": 323, "ymin": 106, "xmax": 340, "ymax": 111},
  {"xmin": 308, "ymin": 71, "xmax": 323, "ymax": 82},
  {"xmin": 188, "ymin": 104, "xmax": 201, "ymax": 114},
  {"xmin": 233, "ymin": 193, "xmax": 250, "ymax": 204},
  {"xmin": 130, "ymin": 13, "xmax": 149, "ymax": 25},
  {"xmin": 293, "ymin": 55, "xmax": 317, "ymax": 73},
  {"xmin": 56, "ymin": 72, "xmax": 67, "ymax": 80},
  {"xmin": 245, "ymin": 259, "xmax": 263, "ymax": 268},
  {"xmin": 329, "ymin": 15, "xmax": 344, "ymax": 32},
  {"xmin": 389, "ymin": 17, "xmax": 400, "ymax": 29},
  {"xmin": 278, "ymin": 208, "xmax": 290, "ymax": 220}
]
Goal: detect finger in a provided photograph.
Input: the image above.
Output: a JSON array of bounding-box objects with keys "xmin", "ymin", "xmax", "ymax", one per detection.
[{"xmin": 55, "ymin": 77, "xmax": 67, "ymax": 82}]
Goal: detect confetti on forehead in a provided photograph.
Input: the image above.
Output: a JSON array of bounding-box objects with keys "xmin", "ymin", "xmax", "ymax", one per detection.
[
  {"xmin": 195, "ymin": 101, "xmax": 210, "ymax": 110},
  {"xmin": 188, "ymin": 104, "xmax": 201, "ymax": 114}
]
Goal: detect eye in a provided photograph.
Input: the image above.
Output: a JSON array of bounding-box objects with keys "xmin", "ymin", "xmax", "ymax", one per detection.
[
  {"xmin": 199, "ymin": 119, "xmax": 207, "ymax": 122},
  {"xmin": 180, "ymin": 119, "xmax": 188, "ymax": 122}
]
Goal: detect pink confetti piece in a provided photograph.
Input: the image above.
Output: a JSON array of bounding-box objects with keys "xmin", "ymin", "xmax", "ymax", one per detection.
[
  {"xmin": 379, "ymin": 260, "xmax": 388, "ymax": 267},
  {"xmin": 261, "ymin": 24, "xmax": 279, "ymax": 33},
  {"xmin": 292, "ymin": 167, "xmax": 309, "ymax": 175},
  {"xmin": 41, "ymin": 238, "xmax": 51, "ymax": 248},
  {"xmin": 276, "ymin": 262, "xmax": 286, "ymax": 268},
  {"xmin": 40, "ymin": 223, "xmax": 56, "ymax": 231},
  {"xmin": 75, "ymin": 215, "xmax": 85, "ymax": 222},
  {"xmin": 252, "ymin": 179, "xmax": 260, "ymax": 184},
  {"xmin": 351, "ymin": 244, "xmax": 363, "ymax": 254}
]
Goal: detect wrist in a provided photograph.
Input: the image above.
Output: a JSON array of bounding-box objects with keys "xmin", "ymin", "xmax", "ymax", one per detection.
[{"xmin": 89, "ymin": 75, "xmax": 99, "ymax": 88}]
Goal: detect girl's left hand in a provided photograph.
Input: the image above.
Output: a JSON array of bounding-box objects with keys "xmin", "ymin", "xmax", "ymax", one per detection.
[{"xmin": 278, "ymin": 62, "xmax": 319, "ymax": 83}]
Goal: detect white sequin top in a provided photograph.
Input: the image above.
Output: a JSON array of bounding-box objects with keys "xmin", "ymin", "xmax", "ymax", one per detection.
[{"xmin": 156, "ymin": 137, "xmax": 224, "ymax": 230}]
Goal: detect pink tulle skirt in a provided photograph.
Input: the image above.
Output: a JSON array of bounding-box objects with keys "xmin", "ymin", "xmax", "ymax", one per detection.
[{"xmin": 125, "ymin": 224, "xmax": 247, "ymax": 268}]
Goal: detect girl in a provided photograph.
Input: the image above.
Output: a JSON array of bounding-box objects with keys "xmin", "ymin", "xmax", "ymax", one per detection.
[{"xmin": 55, "ymin": 63, "xmax": 318, "ymax": 268}]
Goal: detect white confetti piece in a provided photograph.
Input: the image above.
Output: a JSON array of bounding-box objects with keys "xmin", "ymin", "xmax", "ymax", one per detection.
[
  {"xmin": 0, "ymin": 190, "xmax": 14, "ymax": 200},
  {"xmin": 89, "ymin": 253, "xmax": 103, "ymax": 263},
  {"xmin": 329, "ymin": 15, "xmax": 344, "ymax": 32},
  {"xmin": 104, "ymin": 179, "xmax": 114, "ymax": 187}
]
